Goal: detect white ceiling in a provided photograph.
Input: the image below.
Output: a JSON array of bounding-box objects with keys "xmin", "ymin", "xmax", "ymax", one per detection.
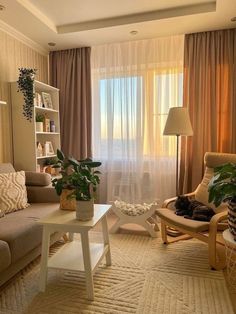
[{"xmin": 0, "ymin": 0, "xmax": 235, "ymax": 53}]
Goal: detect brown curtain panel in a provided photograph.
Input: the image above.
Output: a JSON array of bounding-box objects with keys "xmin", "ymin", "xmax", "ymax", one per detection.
[
  {"xmin": 180, "ymin": 29, "xmax": 236, "ymax": 193},
  {"xmin": 49, "ymin": 47, "xmax": 92, "ymax": 159}
]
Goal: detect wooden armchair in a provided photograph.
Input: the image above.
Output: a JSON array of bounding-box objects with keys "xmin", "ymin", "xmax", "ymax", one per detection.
[{"xmin": 156, "ymin": 152, "xmax": 236, "ymax": 270}]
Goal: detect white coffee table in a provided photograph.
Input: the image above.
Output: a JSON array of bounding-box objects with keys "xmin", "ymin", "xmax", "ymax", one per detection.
[{"xmin": 38, "ymin": 204, "xmax": 112, "ymax": 300}]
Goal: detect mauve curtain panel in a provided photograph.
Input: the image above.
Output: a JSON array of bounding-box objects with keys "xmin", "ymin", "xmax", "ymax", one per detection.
[
  {"xmin": 180, "ymin": 29, "xmax": 236, "ymax": 193},
  {"xmin": 49, "ymin": 47, "xmax": 92, "ymax": 159}
]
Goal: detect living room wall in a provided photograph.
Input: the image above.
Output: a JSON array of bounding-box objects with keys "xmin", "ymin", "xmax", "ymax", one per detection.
[{"xmin": 0, "ymin": 29, "xmax": 48, "ymax": 163}]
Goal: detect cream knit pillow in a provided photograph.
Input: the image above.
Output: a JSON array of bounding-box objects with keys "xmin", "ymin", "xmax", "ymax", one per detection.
[{"xmin": 0, "ymin": 171, "xmax": 29, "ymax": 214}]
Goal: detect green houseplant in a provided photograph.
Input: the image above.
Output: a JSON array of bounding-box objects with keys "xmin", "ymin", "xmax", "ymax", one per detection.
[
  {"xmin": 35, "ymin": 113, "xmax": 44, "ymax": 132},
  {"xmin": 208, "ymin": 163, "xmax": 236, "ymax": 239},
  {"xmin": 17, "ymin": 68, "xmax": 37, "ymax": 121},
  {"xmin": 52, "ymin": 149, "xmax": 102, "ymax": 220}
]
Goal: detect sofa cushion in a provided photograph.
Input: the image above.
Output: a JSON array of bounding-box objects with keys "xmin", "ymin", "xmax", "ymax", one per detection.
[
  {"xmin": 0, "ymin": 171, "xmax": 29, "ymax": 214},
  {"xmin": 156, "ymin": 208, "xmax": 210, "ymax": 233},
  {"xmin": 0, "ymin": 203, "xmax": 59, "ymax": 263},
  {"xmin": 0, "ymin": 240, "xmax": 11, "ymax": 272},
  {"xmin": 25, "ymin": 171, "xmax": 51, "ymax": 186}
]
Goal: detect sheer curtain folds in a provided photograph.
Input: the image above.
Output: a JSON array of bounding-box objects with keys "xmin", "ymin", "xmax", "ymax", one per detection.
[{"xmin": 91, "ymin": 36, "xmax": 184, "ymax": 203}]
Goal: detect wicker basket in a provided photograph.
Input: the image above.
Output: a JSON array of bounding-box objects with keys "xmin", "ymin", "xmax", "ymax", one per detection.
[
  {"xmin": 228, "ymin": 200, "xmax": 236, "ymax": 240},
  {"xmin": 60, "ymin": 189, "xmax": 76, "ymax": 211}
]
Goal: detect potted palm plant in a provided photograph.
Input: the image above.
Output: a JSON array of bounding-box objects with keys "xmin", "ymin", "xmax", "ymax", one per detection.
[
  {"xmin": 208, "ymin": 163, "xmax": 236, "ymax": 239},
  {"xmin": 52, "ymin": 150, "xmax": 102, "ymax": 220}
]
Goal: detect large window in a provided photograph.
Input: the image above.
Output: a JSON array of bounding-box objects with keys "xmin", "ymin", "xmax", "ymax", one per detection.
[{"xmin": 91, "ymin": 35, "xmax": 184, "ymax": 203}]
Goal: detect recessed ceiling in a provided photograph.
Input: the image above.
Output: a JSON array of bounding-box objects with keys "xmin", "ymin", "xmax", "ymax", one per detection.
[{"xmin": 0, "ymin": 0, "xmax": 235, "ymax": 52}]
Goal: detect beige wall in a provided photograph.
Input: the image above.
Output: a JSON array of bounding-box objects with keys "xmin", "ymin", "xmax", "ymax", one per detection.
[{"xmin": 0, "ymin": 29, "xmax": 48, "ymax": 163}]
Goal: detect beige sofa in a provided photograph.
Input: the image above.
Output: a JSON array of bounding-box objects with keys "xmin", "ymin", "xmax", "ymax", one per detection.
[{"xmin": 0, "ymin": 163, "xmax": 61, "ymax": 286}]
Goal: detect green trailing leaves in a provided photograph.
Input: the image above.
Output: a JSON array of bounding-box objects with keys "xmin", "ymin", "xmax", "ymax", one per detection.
[
  {"xmin": 208, "ymin": 162, "xmax": 236, "ymax": 207},
  {"xmin": 17, "ymin": 68, "xmax": 37, "ymax": 121}
]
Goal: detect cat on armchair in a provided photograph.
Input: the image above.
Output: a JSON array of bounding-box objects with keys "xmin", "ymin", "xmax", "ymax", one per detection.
[{"xmin": 174, "ymin": 195, "xmax": 215, "ymax": 222}]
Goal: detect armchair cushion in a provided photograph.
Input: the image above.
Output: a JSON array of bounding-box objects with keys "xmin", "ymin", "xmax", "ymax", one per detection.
[
  {"xmin": 156, "ymin": 208, "xmax": 209, "ymax": 232},
  {"xmin": 25, "ymin": 171, "xmax": 51, "ymax": 187},
  {"xmin": 195, "ymin": 166, "xmax": 227, "ymax": 213}
]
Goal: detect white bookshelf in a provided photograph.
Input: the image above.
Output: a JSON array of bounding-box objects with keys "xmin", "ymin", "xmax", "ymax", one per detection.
[{"xmin": 11, "ymin": 80, "xmax": 61, "ymax": 171}]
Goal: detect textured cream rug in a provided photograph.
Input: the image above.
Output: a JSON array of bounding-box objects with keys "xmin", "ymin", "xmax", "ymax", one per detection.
[{"xmin": 0, "ymin": 233, "xmax": 234, "ymax": 314}]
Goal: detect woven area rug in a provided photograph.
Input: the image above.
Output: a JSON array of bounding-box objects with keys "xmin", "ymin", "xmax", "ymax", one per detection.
[{"xmin": 0, "ymin": 232, "xmax": 234, "ymax": 314}]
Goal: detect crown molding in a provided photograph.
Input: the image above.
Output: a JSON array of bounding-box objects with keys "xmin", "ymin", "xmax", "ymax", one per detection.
[
  {"xmin": 16, "ymin": 0, "xmax": 57, "ymax": 33},
  {"xmin": 0, "ymin": 19, "xmax": 48, "ymax": 56}
]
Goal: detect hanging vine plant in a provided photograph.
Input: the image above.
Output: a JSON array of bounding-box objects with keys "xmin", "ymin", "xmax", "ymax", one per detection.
[{"xmin": 17, "ymin": 68, "xmax": 37, "ymax": 121}]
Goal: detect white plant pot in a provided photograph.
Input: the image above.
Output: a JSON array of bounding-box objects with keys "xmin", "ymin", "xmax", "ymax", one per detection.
[
  {"xmin": 36, "ymin": 122, "xmax": 44, "ymax": 132},
  {"xmin": 76, "ymin": 199, "xmax": 94, "ymax": 221}
]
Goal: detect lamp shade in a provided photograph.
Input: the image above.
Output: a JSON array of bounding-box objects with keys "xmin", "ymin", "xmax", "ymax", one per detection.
[{"xmin": 163, "ymin": 107, "xmax": 193, "ymax": 136}]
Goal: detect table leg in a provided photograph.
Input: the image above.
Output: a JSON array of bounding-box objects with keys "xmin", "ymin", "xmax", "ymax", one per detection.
[
  {"xmin": 39, "ymin": 227, "xmax": 50, "ymax": 292},
  {"xmin": 80, "ymin": 231, "xmax": 94, "ymax": 300},
  {"xmin": 102, "ymin": 215, "xmax": 112, "ymax": 266}
]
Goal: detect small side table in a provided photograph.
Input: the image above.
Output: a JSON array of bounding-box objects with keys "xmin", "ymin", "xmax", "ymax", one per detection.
[
  {"xmin": 38, "ymin": 204, "xmax": 112, "ymax": 300},
  {"xmin": 223, "ymin": 229, "xmax": 236, "ymax": 287}
]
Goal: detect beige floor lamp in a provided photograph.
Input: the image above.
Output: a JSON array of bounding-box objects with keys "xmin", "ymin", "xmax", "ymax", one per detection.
[{"xmin": 163, "ymin": 107, "xmax": 193, "ymax": 195}]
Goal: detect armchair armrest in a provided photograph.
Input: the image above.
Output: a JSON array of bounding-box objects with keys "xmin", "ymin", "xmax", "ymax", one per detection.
[
  {"xmin": 27, "ymin": 185, "xmax": 59, "ymax": 203},
  {"xmin": 209, "ymin": 211, "xmax": 228, "ymax": 232}
]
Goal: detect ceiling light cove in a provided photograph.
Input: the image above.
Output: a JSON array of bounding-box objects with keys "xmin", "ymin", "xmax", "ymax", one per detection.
[{"xmin": 57, "ymin": 2, "xmax": 216, "ymax": 34}]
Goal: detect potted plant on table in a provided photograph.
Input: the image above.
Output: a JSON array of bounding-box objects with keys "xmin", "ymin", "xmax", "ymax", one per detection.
[
  {"xmin": 208, "ymin": 163, "xmax": 236, "ymax": 239},
  {"xmin": 52, "ymin": 149, "xmax": 102, "ymax": 221}
]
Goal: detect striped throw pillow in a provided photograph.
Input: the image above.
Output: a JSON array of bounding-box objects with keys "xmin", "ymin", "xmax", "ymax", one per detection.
[{"xmin": 0, "ymin": 171, "xmax": 29, "ymax": 214}]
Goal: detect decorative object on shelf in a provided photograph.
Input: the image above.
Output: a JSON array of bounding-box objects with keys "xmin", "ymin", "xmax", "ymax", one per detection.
[
  {"xmin": 35, "ymin": 113, "xmax": 44, "ymax": 132},
  {"xmin": 44, "ymin": 117, "xmax": 50, "ymax": 132},
  {"xmin": 36, "ymin": 142, "xmax": 43, "ymax": 157},
  {"xmin": 44, "ymin": 141, "xmax": 55, "ymax": 156},
  {"xmin": 52, "ymin": 149, "xmax": 102, "ymax": 220},
  {"xmin": 208, "ymin": 162, "xmax": 236, "ymax": 240},
  {"xmin": 34, "ymin": 92, "xmax": 42, "ymax": 107},
  {"xmin": 43, "ymin": 157, "xmax": 59, "ymax": 176},
  {"xmin": 42, "ymin": 92, "xmax": 53, "ymax": 109},
  {"xmin": 50, "ymin": 120, "xmax": 56, "ymax": 133},
  {"xmin": 163, "ymin": 107, "xmax": 193, "ymax": 195},
  {"xmin": 17, "ymin": 68, "xmax": 37, "ymax": 121}
]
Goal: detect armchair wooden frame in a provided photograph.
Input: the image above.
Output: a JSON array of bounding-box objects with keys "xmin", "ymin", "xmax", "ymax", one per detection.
[{"xmin": 159, "ymin": 192, "xmax": 228, "ymax": 270}]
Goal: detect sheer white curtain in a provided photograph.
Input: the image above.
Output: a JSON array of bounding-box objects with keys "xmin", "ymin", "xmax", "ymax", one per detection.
[{"xmin": 91, "ymin": 35, "xmax": 184, "ymax": 204}]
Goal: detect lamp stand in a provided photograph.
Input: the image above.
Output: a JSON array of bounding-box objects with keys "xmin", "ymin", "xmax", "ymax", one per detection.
[
  {"xmin": 166, "ymin": 134, "xmax": 181, "ymax": 237},
  {"xmin": 176, "ymin": 134, "xmax": 180, "ymax": 195}
]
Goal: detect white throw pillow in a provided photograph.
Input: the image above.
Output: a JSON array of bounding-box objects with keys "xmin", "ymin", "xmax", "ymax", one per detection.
[{"xmin": 0, "ymin": 171, "xmax": 29, "ymax": 214}]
